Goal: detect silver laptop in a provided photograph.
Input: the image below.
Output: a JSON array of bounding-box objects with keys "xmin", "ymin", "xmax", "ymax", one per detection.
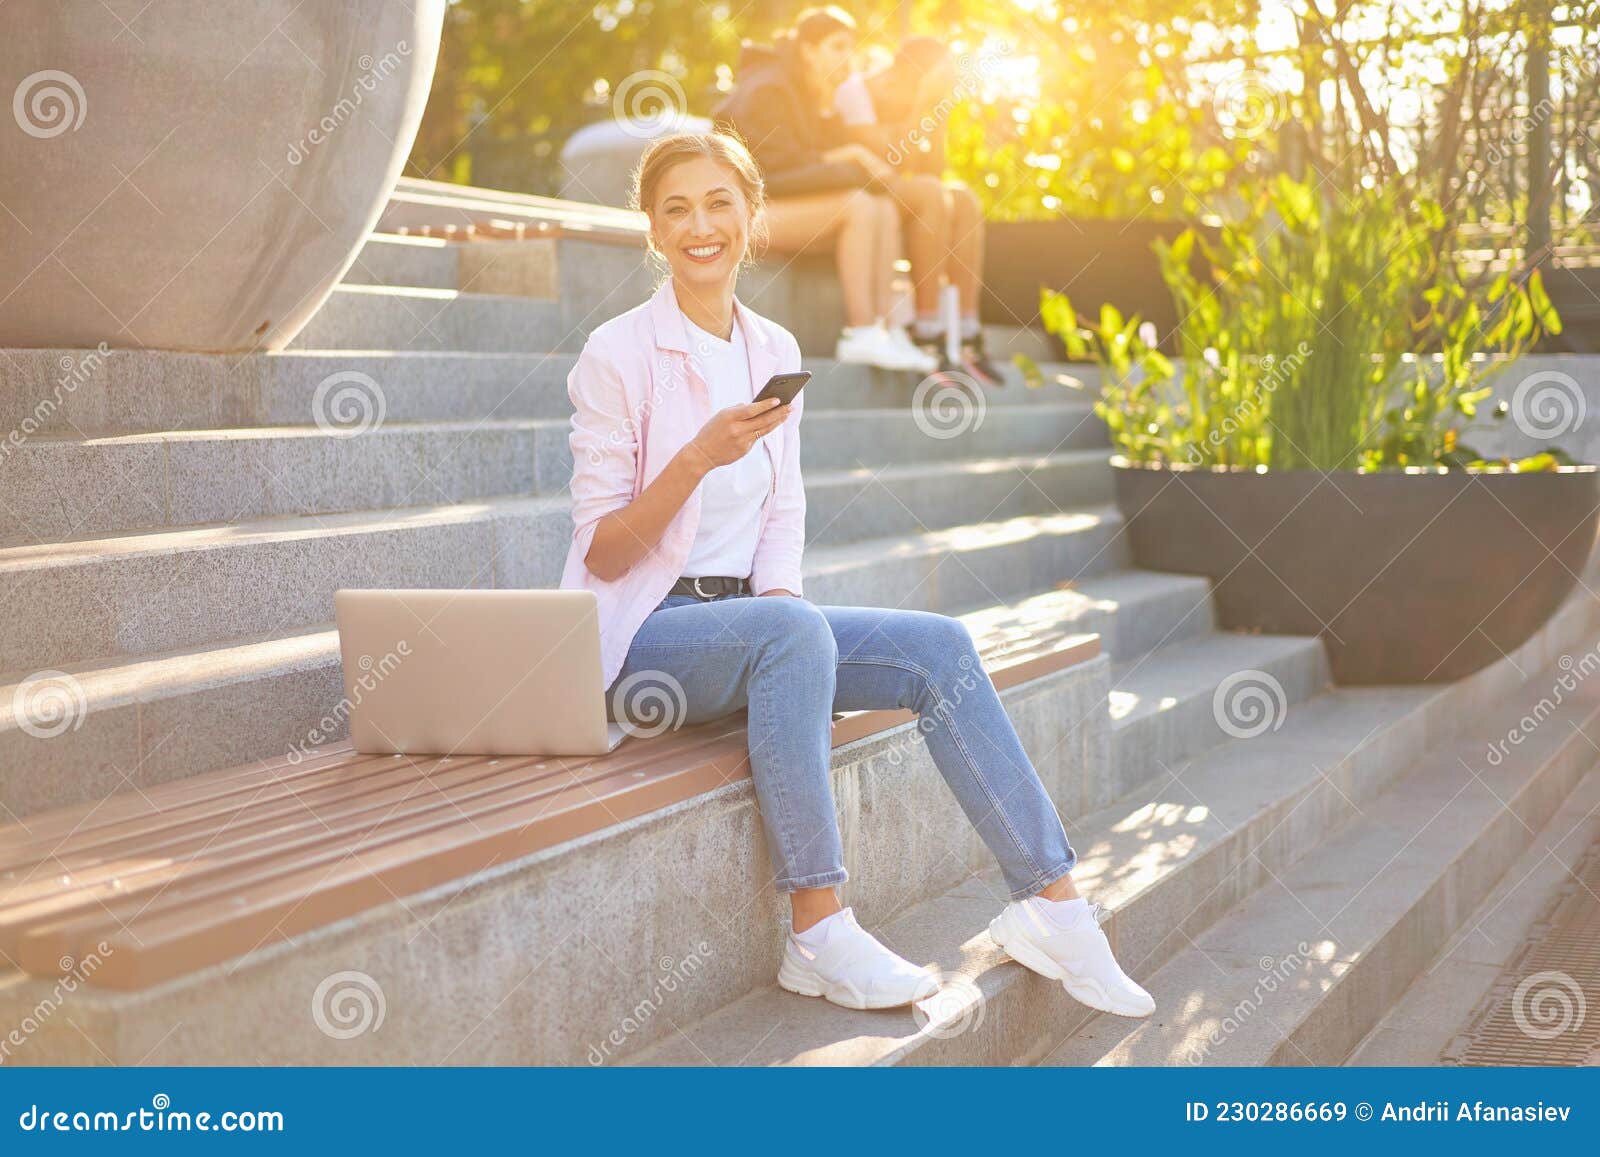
[{"xmin": 333, "ymin": 588, "xmax": 628, "ymax": 756}]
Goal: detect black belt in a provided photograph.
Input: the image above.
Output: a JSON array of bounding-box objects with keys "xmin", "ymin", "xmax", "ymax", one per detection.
[{"xmin": 669, "ymin": 575, "xmax": 751, "ymax": 600}]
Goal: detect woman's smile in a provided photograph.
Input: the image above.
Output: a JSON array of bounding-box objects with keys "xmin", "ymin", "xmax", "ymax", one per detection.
[{"xmin": 683, "ymin": 241, "xmax": 728, "ymax": 264}]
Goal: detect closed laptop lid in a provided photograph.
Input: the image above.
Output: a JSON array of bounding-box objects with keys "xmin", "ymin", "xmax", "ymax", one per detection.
[{"xmin": 332, "ymin": 589, "xmax": 620, "ymax": 756}]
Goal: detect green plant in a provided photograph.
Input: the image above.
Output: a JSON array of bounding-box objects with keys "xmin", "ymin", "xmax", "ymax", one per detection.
[
  {"xmin": 1040, "ymin": 174, "xmax": 1563, "ymax": 471},
  {"xmin": 1378, "ymin": 265, "xmax": 1562, "ymax": 469}
]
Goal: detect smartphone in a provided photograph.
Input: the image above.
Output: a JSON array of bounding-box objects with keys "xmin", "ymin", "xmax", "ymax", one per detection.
[{"xmin": 753, "ymin": 370, "xmax": 811, "ymax": 408}]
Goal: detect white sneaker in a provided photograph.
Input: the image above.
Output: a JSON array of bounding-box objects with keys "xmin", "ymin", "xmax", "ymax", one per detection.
[
  {"xmin": 989, "ymin": 897, "xmax": 1155, "ymax": 1018},
  {"xmin": 885, "ymin": 325, "xmax": 940, "ymax": 373},
  {"xmin": 778, "ymin": 907, "xmax": 940, "ymax": 1010},
  {"xmin": 835, "ymin": 324, "xmax": 932, "ymax": 373}
]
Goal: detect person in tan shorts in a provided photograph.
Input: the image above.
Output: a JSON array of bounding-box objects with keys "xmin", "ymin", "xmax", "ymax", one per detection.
[{"xmin": 834, "ymin": 34, "xmax": 1005, "ymax": 386}]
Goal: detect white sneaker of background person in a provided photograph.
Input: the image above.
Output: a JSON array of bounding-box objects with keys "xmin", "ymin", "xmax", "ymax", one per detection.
[
  {"xmin": 989, "ymin": 895, "xmax": 1155, "ymax": 1018},
  {"xmin": 833, "ymin": 322, "xmax": 913, "ymax": 371},
  {"xmin": 778, "ymin": 907, "xmax": 940, "ymax": 1010},
  {"xmin": 835, "ymin": 322, "xmax": 935, "ymax": 373},
  {"xmin": 884, "ymin": 324, "xmax": 939, "ymax": 373}
]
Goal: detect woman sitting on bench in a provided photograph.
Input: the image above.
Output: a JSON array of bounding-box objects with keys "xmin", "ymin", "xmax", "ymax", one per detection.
[{"xmin": 559, "ymin": 129, "xmax": 1153, "ymax": 1019}]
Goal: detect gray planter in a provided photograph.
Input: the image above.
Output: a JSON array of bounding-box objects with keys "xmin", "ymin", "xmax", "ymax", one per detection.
[
  {"xmin": 0, "ymin": 0, "xmax": 444, "ymax": 352},
  {"xmin": 1112, "ymin": 458, "xmax": 1600, "ymax": 683}
]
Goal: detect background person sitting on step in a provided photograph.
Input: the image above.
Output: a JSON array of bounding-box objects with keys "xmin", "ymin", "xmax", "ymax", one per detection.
[
  {"xmin": 712, "ymin": 7, "xmax": 937, "ymax": 375},
  {"xmin": 832, "ymin": 33, "xmax": 1006, "ymax": 387}
]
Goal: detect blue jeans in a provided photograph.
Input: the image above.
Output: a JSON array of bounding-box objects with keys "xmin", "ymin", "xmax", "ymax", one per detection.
[{"xmin": 605, "ymin": 591, "xmax": 1077, "ymax": 898}]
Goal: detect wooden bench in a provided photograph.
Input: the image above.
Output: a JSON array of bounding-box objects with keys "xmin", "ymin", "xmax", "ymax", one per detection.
[{"xmin": 0, "ymin": 624, "xmax": 1098, "ymax": 992}]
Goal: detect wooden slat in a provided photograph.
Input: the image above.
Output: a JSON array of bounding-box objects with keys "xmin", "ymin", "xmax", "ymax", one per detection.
[
  {"xmin": 1, "ymin": 727, "xmax": 746, "ymax": 958},
  {"xmin": 1, "ymin": 630, "xmax": 1099, "ymax": 989},
  {"xmin": 0, "ymin": 753, "xmax": 401, "ymax": 872},
  {"xmin": 0, "ymin": 741, "xmax": 370, "ymax": 858}
]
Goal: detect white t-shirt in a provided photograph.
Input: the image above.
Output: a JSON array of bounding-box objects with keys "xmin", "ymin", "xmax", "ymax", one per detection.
[
  {"xmin": 681, "ymin": 316, "xmax": 775, "ymax": 580},
  {"xmin": 833, "ymin": 72, "xmax": 878, "ymax": 126}
]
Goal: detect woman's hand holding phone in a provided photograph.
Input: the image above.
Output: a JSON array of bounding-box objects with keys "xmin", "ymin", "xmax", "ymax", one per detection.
[{"xmin": 686, "ymin": 398, "xmax": 789, "ymax": 475}]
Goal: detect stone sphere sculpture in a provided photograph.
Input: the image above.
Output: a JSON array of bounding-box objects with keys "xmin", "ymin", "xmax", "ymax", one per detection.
[{"xmin": 0, "ymin": 0, "xmax": 446, "ymax": 352}]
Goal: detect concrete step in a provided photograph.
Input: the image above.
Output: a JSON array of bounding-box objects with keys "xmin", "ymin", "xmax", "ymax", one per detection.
[
  {"xmin": 970, "ymin": 569, "xmax": 1214, "ymax": 665},
  {"xmin": 980, "ymin": 324, "xmax": 1063, "ymax": 365},
  {"xmin": 801, "ymin": 358, "xmax": 1094, "ymax": 409},
  {"xmin": 0, "ymin": 596, "xmax": 1114, "ymax": 1064},
  {"xmin": 799, "ymin": 504, "xmax": 1129, "ymax": 612},
  {"xmin": 1040, "ymin": 638, "xmax": 1600, "ymax": 1066},
  {"xmin": 1343, "ymin": 766, "xmax": 1600, "ymax": 1065},
  {"xmin": 1106, "ymin": 629, "xmax": 1331, "ymax": 807},
  {"xmin": 354, "ymin": 226, "xmax": 664, "ymax": 342},
  {"xmin": 802, "ymin": 451, "xmax": 1113, "ymax": 549},
  {"xmin": 0, "ymin": 422, "xmax": 549, "ymax": 542},
  {"xmin": 0, "ymin": 348, "xmax": 578, "ymax": 435},
  {"xmin": 801, "ymin": 400, "xmax": 1104, "ymax": 463},
  {"xmin": 0, "ymin": 411, "xmax": 1106, "ymax": 541},
  {"xmin": 0, "ymin": 347, "xmax": 1094, "ymax": 437},
  {"xmin": 0, "ymin": 457, "xmax": 1126, "ymax": 672},
  {"xmin": 0, "ymin": 626, "xmax": 344, "ymax": 821},
  {"xmin": 0, "ymin": 496, "xmax": 569, "ymax": 676},
  {"xmin": 629, "ymin": 589, "xmax": 1600, "ymax": 1066},
  {"xmin": 0, "ymin": 512, "xmax": 1142, "ymax": 817},
  {"xmin": 288, "ymin": 285, "xmax": 571, "ymax": 354},
  {"xmin": 344, "ymin": 233, "xmax": 460, "ymax": 290}
]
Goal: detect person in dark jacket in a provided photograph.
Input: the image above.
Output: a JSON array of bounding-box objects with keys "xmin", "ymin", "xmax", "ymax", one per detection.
[{"xmin": 713, "ymin": 7, "xmax": 937, "ymax": 373}]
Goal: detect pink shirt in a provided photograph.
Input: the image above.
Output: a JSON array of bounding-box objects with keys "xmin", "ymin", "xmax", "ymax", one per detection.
[{"xmin": 559, "ymin": 278, "xmax": 808, "ymax": 691}]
